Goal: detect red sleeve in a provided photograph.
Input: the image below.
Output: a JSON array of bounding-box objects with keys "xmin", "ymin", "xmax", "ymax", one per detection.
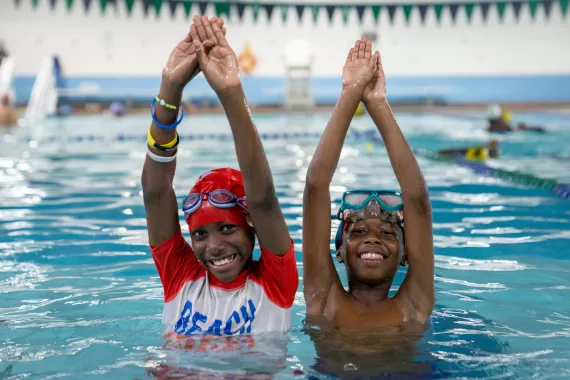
[
  {"xmin": 253, "ymin": 240, "xmax": 298, "ymax": 308},
  {"xmin": 150, "ymin": 230, "xmax": 205, "ymax": 303}
]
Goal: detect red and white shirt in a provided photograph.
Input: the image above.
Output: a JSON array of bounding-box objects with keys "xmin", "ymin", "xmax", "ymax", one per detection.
[{"xmin": 151, "ymin": 230, "xmax": 298, "ymax": 336}]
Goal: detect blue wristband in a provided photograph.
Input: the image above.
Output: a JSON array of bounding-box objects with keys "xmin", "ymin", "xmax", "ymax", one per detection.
[{"xmin": 150, "ymin": 98, "xmax": 184, "ymax": 130}]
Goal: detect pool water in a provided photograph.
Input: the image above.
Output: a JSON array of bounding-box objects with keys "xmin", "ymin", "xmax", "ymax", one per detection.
[{"xmin": 1, "ymin": 112, "xmax": 570, "ymax": 379}]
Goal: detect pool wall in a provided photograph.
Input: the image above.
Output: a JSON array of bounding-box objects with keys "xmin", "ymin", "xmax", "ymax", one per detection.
[
  {"xmin": 3, "ymin": 1, "xmax": 570, "ymax": 106},
  {"xmin": 11, "ymin": 74, "xmax": 570, "ymax": 106}
]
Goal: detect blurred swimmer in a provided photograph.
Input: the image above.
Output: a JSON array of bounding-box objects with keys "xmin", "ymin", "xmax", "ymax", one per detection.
[
  {"xmin": 486, "ymin": 104, "xmax": 546, "ymax": 133},
  {"xmin": 438, "ymin": 140, "xmax": 499, "ymax": 160}
]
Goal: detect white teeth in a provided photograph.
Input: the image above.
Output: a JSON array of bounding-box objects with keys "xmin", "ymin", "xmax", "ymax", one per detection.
[
  {"xmin": 360, "ymin": 252, "xmax": 383, "ymax": 259},
  {"xmin": 212, "ymin": 254, "xmax": 236, "ymax": 266}
]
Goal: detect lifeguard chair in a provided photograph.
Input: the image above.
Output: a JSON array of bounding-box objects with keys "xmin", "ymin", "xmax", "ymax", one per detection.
[{"xmin": 284, "ymin": 39, "xmax": 314, "ymax": 111}]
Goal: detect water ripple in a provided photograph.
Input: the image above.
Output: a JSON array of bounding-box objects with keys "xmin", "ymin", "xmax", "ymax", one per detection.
[{"xmin": 1, "ymin": 114, "xmax": 569, "ymax": 378}]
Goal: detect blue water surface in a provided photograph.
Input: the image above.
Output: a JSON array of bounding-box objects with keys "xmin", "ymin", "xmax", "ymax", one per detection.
[{"xmin": 1, "ymin": 111, "xmax": 570, "ymax": 379}]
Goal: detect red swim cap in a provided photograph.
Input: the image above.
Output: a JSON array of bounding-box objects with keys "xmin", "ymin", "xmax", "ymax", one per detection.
[{"xmin": 186, "ymin": 168, "xmax": 250, "ymax": 233}]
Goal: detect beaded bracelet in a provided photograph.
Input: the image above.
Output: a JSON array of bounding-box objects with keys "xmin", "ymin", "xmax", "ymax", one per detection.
[
  {"xmin": 150, "ymin": 98, "xmax": 184, "ymax": 130},
  {"xmin": 155, "ymin": 96, "xmax": 178, "ymax": 110}
]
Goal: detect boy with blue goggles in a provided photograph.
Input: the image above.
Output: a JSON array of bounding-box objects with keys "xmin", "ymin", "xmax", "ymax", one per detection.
[{"xmin": 301, "ymin": 36, "xmax": 434, "ymax": 350}]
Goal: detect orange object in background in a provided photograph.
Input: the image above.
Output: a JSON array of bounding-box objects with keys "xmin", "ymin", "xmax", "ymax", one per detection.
[{"xmin": 238, "ymin": 43, "xmax": 257, "ymax": 74}]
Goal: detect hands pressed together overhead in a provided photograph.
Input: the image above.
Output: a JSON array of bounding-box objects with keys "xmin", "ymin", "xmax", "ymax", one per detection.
[
  {"xmin": 342, "ymin": 36, "xmax": 387, "ymax": 104},
  {"xmin": 162, "ymin": 15, "xmax": 240, "ymax": 96},
  {"xmin": 162, "ymin": 18, "xmax": 388, "ymax": 103},
  {"xmin": 144, "ymin": 15, "xmax": 434, "ymax": 333}
]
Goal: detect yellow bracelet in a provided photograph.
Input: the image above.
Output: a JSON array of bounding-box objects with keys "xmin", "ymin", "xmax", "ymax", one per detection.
[
  {"xmin": 147, "ymin": 129, "xmax": 179, "ymax": 152},
  {"xmin": 155, "ymin": 96, "xmax": 178, "ymax": 110}
]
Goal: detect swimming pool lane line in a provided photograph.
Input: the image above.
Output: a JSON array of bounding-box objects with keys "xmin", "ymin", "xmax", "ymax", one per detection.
[
  {"xmin": 12, "ymin": 130, "xmax": 570, "ymax": 200},
  {"xmin": 412, "ymin": 148, "xmax": 570, "ymax": 201},
  {"xmin": 17, "ymin": 131, "xmax": 325, "ymax": 144}
]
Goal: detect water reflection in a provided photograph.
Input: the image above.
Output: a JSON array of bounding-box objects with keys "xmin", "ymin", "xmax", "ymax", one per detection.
[
  {"xmin": 303, "ymin": 317, "xmax": 432, "ymax": 379},
  {"xmin": 145, "ymin": 333, "xmax": 289, "ymax": 379},
  {"xmin": 1, "ymin": 114, "xmax": 569, "ymax": 378}
]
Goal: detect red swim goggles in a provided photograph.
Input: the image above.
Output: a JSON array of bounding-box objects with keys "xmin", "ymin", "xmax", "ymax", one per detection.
[{"xmin": 181, "ymin": 189, "xmax": 248, "ymax": 218}]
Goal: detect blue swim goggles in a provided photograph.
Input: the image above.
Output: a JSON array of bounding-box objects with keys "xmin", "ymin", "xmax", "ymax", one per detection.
[
  {"xmin": 182, "ymin": 189, "xmax": 248, "ymax": 218},
  {"xmin": 336, "ymin": 190, "xmax": 404, "ymax": 218},
  {"xmin": 335, "ymin": 190, "xmax": 404, "ymax": 250}
]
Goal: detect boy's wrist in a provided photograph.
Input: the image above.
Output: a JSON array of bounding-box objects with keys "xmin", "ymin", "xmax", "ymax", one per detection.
[
  {"xmin": 217, "ymin": 84, "xmax": 245, "ymax": 103},
  {"xmin": 339, "ymin": 85, "xmax": 365, "ymax": 103},
  {"xmin": 364, "ymin": 97, "xmax": 389, "ymax": 109},
  {"xmin": 341, "ymin": 81, "xmax": 367, "ymax": 94}
]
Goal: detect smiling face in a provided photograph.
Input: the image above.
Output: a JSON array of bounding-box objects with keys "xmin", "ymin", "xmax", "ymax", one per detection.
[
  {"xmin": 190, "ymin": 221, "xmax": 255, "ymax": 282},
  {"xmin": 337, "ymin": 217, "xmax": 401, "ymax": 287}
]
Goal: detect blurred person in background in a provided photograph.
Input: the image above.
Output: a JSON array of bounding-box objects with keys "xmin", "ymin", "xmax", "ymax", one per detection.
[
  {"xmin": 106, "ymin": 101, "xmax": 127, "ymax": 117},
  {"xmin": 486, "ymin": 104, "xmax": 546, "ymax": 133},
  {"xmin": 438, "ymin": 139, "xmax": 499, "ymax": 160},
  {"xmin": 0, "ymin": 41, "xmax": 8, "ymax": 65},
  {"xmin": 0, "ymin": 93, "xmax": 18, "ymax": 127}
]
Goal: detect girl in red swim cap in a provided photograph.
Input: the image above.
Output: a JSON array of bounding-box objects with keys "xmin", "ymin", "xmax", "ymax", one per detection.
[{"xmin": 141, "ymin": 16, "xmax": 297, "ymax": 339}]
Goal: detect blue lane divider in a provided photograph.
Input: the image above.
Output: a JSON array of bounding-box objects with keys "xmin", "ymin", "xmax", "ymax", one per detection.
[
  {"xmin": 412, "ymin": 148, "xmax": 570, "ymax": 201},
  {"xmin": 15, "ymin": 128, "xmax": 393, "ymax": 144},
  {"xmin": 20, "ymin": 131, "xmax": 327, "ymax": 144},
  {"xmin": 554, "ymin": 184, "xmax": 570, "ymax": 200}
]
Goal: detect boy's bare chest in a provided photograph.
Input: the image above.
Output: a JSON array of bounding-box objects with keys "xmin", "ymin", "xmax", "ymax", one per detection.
[{"xmin": 325, "ymin": 294, "xmax": 406, "ymax": 328}]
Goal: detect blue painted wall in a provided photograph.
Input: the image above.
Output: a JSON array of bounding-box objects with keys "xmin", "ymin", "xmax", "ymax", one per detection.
[{"xmin": 12, "ymin": 74, "xmax": 570, "ymax": 106}]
